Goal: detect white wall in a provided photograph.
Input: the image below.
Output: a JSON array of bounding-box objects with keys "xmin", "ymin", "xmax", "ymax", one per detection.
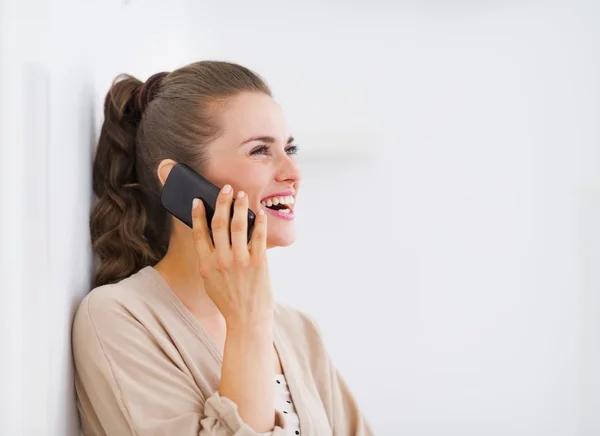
[
  {"xmin": 1, "ymin": 1, "xmax": 599, "ymax": 435},
  {"xmin": 1, "ymin": 0, "xmax": 95, "ymax": 434},
  {"xmin": 198, "ymin": 1, "xmax": 600, "ymax": 435}
]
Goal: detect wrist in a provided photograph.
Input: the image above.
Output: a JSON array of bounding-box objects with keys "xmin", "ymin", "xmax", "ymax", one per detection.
[
  {"xmin": 224, "ymin": 307, "xmax": 273, "ymax": 331},
  {"xmin": 224, "ymin": 321, "xmax": 273, "ymax": 357},
  {"xmin": 226, "ymin": 312, "xmax": 273, "ymax": 340},
  {"xmin": 226, "ymin": 317, "xmax": 273, "ymax": 335}
]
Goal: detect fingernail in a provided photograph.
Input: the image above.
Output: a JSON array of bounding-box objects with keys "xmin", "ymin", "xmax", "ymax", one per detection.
[
  {"xmin": 258, "ymin": 208, "xmax": 265, "ymax": 216},
  {"xmin": 192, "ymin": 198, "xmax": 200, "ymax": 209},
  {"xmin": 222, "ymin": 185, "xmax": 232, "ymax": 194},
  {"xmin": 237, "ymin": 190, "xmax": 245, "ymax": 199}
]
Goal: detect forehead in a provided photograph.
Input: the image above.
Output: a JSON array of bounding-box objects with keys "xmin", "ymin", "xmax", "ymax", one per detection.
[{"xmin": 215, "ymin": 92, "xmax": 290, "ymax": 144}]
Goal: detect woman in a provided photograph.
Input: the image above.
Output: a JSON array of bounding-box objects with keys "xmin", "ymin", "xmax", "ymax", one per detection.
[{"xmin": 72, "ymin": 61, "xmax": 373, "ymax": 435}]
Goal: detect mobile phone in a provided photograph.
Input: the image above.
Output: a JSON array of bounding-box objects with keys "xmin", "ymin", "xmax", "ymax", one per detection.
[{"xmin": 160, "ymin": 163, "xmax": 256, "ymax": 243}]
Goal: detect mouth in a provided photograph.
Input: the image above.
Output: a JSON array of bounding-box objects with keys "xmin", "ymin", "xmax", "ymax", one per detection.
[{"xmin": 260, "ymin": 192, "xmax": 296, "ymax": 219}]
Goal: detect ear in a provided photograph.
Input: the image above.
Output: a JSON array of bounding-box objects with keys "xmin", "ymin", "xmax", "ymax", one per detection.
[{"xmin": 157, "ymin": 159, "xmax": 177, "ymax": 186}]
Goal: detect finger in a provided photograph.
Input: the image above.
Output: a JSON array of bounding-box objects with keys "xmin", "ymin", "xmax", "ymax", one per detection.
[
  {"xmin": 211, "ymin": 184, "xmax": 233, "ymax": 254},
  {"xmin": 191, "ymin": 198, "xmax": 212, "ymax": 260},
  {"xmin": 250, "ymin": 208, "xmax": 268, "ymax": 259},
  {"xmin": 231, "ymin": 190, "xmax": 250, "ymax": 260}
]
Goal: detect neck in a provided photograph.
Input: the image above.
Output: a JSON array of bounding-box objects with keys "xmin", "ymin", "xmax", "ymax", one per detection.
[{"xmin": 153, "ymin": 229, "xmax": 221, "ymax": 319}]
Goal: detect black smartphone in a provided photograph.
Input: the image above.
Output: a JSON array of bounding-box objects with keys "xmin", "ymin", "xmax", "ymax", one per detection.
[{"xmin": 160, "ymin": 163, "xmax": 256, "ymax": 243}]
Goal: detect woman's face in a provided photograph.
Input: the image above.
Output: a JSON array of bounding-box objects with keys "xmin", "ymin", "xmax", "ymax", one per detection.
[{"xmin": 202, "ymin": 91, "xmax": 302, "ymax": 248}]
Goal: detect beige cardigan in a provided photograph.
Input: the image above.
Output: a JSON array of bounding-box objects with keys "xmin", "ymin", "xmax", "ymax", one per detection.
[{"xmin": 72, "ymin": 266, "xmax": 374, "ymax": 435}]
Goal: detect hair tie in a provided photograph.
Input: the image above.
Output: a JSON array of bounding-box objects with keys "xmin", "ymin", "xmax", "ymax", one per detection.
[{"xmin": 136, "ymin": 72, "xmax": 169, "ymax": 113}]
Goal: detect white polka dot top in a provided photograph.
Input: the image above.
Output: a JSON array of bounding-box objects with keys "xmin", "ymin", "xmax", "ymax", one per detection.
[{"xmin": 275, "ymin": 374, "xmax": 301, "ymax": 435}]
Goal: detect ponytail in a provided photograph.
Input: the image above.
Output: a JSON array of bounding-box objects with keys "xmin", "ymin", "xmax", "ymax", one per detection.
[{"xmin": 90, "ymin": 74, "xmax": 166, "ymax": 287}]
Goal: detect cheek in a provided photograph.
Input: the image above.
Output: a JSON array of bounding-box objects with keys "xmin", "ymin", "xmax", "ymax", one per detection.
[
  {"xmin": 205, "ymin": 162, "xmax": 269, "ymax": 202},
  {"xmin": 239, "ymin": 170, "xmax": 270, "ymax": 204}
]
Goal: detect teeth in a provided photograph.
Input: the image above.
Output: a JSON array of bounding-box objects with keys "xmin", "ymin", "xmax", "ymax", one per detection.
[
  {"xmin": 279, "ymin": 209, "xmax": 290, "ymax": 214},
  {"xmin": 261, "ymin": 195, "xmax": 295, "ymax": 207}
]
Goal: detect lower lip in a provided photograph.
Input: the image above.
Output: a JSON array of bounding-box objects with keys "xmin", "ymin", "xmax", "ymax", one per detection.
[{"xmin": 264, "ymin": 208, "xmax": 295, "ymax": 221}]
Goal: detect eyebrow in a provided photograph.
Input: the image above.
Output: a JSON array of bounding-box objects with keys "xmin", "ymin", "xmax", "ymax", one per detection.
[{"xmin": 240, "ymin": 136, "xmax": 295, "ymax": 146}]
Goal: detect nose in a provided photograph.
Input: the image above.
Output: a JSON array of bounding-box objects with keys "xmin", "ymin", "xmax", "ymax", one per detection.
[{"xmin": 274, "ymin": 153, "xmax": 302, "ymax": 185}]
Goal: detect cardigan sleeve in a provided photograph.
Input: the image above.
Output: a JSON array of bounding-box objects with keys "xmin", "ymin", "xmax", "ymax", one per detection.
[{"xmin": 72, "ymin": 289, "xmax": 287, "ymax": 436}]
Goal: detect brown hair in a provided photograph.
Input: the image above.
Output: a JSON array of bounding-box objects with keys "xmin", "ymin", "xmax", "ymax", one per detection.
[{"xmin": 90, "ymin": 61, "xmax": 271, "ymax": 287}]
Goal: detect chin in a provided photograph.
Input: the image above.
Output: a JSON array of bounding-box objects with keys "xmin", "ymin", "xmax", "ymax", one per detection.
[{"xmin": 266, "ymin": 231, "xmax": 297, "ymax": 249}]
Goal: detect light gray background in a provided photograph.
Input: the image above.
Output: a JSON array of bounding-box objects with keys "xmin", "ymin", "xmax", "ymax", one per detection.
[{"xmin": 1, "ymin": 1, "xmax": 599, "ymax": 434}]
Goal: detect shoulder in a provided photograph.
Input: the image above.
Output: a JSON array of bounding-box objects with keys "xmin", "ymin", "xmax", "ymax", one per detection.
[
  {"xmin": 274, "ymin": 302, "xmax": 319, "ymax": 329},
  {"xmin": 274, "ymin": 302, "xmax": 327, "ymax": 350},
  {"xmin": 72, "ymin": 267, "xmax": 161, "ymax": 348}
]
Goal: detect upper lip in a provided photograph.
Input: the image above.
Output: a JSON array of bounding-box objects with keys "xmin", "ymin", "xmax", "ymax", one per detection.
[{"xmin": 260, "ymin": 190, "xmax": 296, "ymax": 202}]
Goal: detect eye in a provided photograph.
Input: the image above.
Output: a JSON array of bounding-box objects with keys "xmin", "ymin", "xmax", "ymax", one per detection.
[
  {"xmin": 250, "ymin": 145, "xmax": 270, "ymax": 155},
  {"xmin": 286, "ymin": 145, "xmax": 299, "ymax": 155},
  {"xmin": 249, "ymin": 144, "xmax": 299, "ymax": 156}
]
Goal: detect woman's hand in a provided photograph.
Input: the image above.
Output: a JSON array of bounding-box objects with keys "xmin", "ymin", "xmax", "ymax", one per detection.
[
  {"xmin": 192, "ymin": 185, "xmax": 278, "ymax": 432},
  {"xmin": 191, "ymin": 184, "xmax": 273, "ymax": 328}
]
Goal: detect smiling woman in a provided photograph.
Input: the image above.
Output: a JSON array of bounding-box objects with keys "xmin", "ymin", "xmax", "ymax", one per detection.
[{"xmin": 71, "ymin": 60, "xmax": 373, "ymax": 436}]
